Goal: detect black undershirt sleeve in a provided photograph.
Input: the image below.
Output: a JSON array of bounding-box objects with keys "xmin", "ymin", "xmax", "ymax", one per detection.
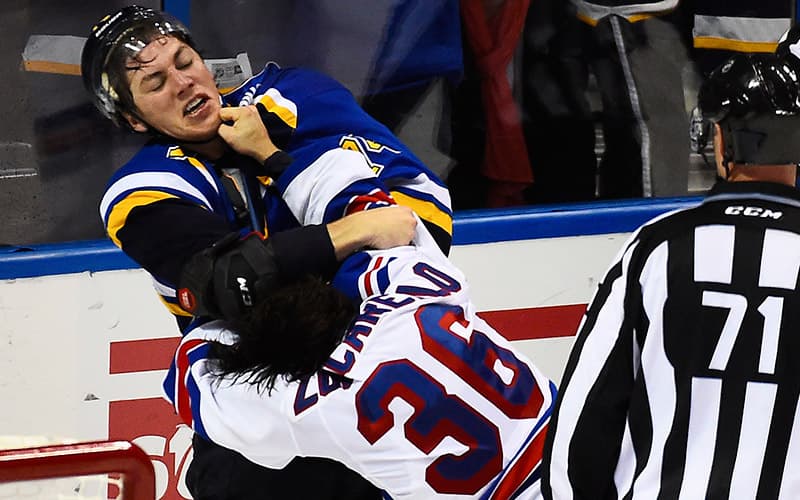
[
  {"xmin": 268, "ymin": 224, "xmax": 338, "ymax": 281},
  {"xmin": 115, "ymin": 199, "xmax": 230, "ymax": 285},
  {"xmin": 115, "ymin": 198, "xmax": 338, "ymax": 286}
]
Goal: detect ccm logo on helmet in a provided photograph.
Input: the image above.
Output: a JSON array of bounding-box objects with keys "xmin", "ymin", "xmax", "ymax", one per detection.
[
  {"xmin": 725, "ymin": 206, "xmax": 783, "ymax": 219},
  {"xmin": 237, "ymin": 277, "xmax": 253, "ymax": 307}
]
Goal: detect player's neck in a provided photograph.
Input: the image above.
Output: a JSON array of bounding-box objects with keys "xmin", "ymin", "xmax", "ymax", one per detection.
[
  {"xmin": 727, "ymin": 164, "xmax": 797, "ymax": 186},
  {"xmin": 180, "ymin": 135, "xmax": 228, "ymax": 161}
]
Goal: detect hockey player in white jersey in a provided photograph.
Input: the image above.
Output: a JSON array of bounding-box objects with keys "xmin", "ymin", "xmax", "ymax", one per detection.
[{"xmin": 163, "ymin": 107, "xmax": 556, "ymax": 499}]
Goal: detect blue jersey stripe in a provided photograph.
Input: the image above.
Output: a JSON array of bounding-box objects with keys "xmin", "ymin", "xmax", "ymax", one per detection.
[
  {"xmin": 332, "ymin": 252, "xmax": 373, "ymax": 303},
  {"xmin": 186, "ymin": 373, "xmax": 209, "ymax": 440},
  {"xmin": 162, "ymin": 362, "xmax": 178, "ymax": 404},
  {"xmin": 375, "ymin": 257, "xmax": 395, "ymax": 295}
]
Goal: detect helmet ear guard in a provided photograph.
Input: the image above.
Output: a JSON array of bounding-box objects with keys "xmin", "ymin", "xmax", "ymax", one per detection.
[
  {"xmin": 693, "ymin": 52, "xmax": 800, "ymax": 166},
  {"xmin": 720, "ymin": 115, "xmax": 800, "ymax": 165}
]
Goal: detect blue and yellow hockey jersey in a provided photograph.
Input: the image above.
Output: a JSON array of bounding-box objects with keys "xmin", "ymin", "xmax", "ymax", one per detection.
[{"xmin": 99, "ymin": 63, "xmax": 452, "ymax": 325}]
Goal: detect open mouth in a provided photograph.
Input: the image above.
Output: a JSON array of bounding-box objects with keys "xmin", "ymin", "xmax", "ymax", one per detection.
[{"xmin": 184, "ymin": 97, "xmax": 208, "ymax": 116}]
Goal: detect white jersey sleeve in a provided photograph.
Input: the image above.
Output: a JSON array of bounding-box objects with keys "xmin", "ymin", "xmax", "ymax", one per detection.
[{"xmin": 162, "ymin": 323, "xmax": 300, "ymax": 468}]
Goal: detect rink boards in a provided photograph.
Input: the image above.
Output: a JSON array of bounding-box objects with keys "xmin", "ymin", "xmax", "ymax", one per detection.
[{"xmin": 0, "ymin": 197, "xmax": 698, "ymax": 499}]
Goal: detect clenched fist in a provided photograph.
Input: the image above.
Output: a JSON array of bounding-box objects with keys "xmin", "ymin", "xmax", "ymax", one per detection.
[{"xmin": 218, "ymin": 105, "xmax": 280, "ymax": 163}]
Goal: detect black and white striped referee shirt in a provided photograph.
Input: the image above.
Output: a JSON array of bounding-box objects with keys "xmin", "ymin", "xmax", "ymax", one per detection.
[{"xmin": 543, "ymin": 180, "xmax": 800, "ymax": 500}]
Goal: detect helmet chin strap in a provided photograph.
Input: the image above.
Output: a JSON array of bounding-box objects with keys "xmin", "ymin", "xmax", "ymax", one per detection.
[{"xmin": 722, "ymin": 156, "xmax": 732, "ymax": 179}]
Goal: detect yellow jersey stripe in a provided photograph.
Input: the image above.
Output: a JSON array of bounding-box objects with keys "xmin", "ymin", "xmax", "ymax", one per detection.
[
  {"xmin": 390, "ymin": 190, "xmax": 453, "ymax": 236},
  {"xmin": 257, "ymin": 90, "xmax": 298, "ymax": 129},
  {"xmin": 106, "ymin": 191, "xmax": 180, "ymax": 246}
]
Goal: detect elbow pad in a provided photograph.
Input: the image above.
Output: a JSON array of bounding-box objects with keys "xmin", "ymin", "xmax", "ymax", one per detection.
[{"xmin": 177, "ymin": 232, "xmax": 282, "ymax": 321}]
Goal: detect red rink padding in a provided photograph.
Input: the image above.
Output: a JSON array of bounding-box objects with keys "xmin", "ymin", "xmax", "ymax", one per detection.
[
  {"xmin": 110, "ymin": 337, "xmax": 180, "ymax": 374},
  {"xmin": 478, "ymin": 304, "xmax": 586, "ymax": 341},
  {"xmin": 109, "ymin": 304, "xmax": 586, "ymax": 374}
]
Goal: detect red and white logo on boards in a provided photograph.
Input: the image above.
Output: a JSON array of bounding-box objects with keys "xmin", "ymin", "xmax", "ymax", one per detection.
[{"xmin": 109, "ymin": 337, "xmax": 191, "ymax": 499}]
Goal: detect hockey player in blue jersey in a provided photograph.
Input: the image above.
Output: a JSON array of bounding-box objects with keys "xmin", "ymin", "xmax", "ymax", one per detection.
[
  {"xmin": 81, "ymin": 5, "xmax": 452, "ymax": 499},
  {"xmin": 164, "ymin": 116, "xmax": 557, "ymax": 498},
  {"xmin": 84, "ymin": 6, "xmax": 452, "ymax": 329}
]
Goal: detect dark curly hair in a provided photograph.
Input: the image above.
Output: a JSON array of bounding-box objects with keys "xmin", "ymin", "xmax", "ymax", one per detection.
[{"xmin": 209, "ymin": 275, "xmax": 356, "ymax": 394}]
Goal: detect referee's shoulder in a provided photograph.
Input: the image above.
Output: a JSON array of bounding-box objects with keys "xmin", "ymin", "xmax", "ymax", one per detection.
[
  {"xmin": 625, "ymin": 204, "xmax": 709, "ymax": 257},
  {"xmin": 637, "ymin": 203, "xmax": 702, "ymax": 236}
]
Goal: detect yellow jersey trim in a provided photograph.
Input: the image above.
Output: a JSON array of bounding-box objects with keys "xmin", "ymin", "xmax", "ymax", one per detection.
[
  {"xmin": 390, "ymin": 190, "xmax": 453, "ymax": 236},
  {"xmin": 106, "ymin": 191, "xmax": 180, "ymax": 246},
  {"xmin": 257, "ymin": 94, "xmax": 298, "ymax": 129},
  {"xmin": 159, "ymin": 295, "xmax": 192, "ymax": 317}
]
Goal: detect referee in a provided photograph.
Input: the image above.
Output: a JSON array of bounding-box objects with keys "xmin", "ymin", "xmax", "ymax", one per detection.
[{"xmin": 542, "ymin": 50, "xmax": 800, "ymax": 499}]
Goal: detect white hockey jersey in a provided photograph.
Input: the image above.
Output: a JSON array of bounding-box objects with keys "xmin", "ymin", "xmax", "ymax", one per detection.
[{"xmin": 164, "ymin": 241, "xmax": 555, "ymax": 499}]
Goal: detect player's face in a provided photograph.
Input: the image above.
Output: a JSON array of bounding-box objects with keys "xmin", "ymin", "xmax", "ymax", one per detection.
[{"xmin": 125, "ymin": 36, "xmax": 221, "ymax": 142}]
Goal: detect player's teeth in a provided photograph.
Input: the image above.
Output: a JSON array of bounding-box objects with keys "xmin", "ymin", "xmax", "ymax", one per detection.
[{"xmin": 186, "ymin": 98, "xmax": 203, "ymax": 114}]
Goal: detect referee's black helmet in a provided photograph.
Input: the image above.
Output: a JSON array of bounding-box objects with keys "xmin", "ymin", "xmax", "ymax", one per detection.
[
  {"xmin": 690, "ymin": 52, "xmax": 800, "ymax": 165},
  {"xmin": 81, "ymin": 5, "xmax": 196, "ymax": 126}
]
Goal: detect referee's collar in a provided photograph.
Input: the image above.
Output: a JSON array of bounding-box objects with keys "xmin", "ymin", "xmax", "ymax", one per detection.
[{"xmin": 705, "ymin": 180, "xmax": 800, "ymax": 206}]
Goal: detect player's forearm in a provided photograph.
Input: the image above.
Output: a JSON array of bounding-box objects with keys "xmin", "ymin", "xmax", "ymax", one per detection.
[
  {"xmin": 270, "ymin": 207, "xmax": 416, "ymax": 282},
  {"xmin": 326, "ymin": 207, "xmax": 417, "ymax": 261},
  {"xmin": 118, "ymin": 200, "xmax": 337, "ymax": 287},
  {"xmin": 327, "ymin": 215, "xmax": 371, "ymax": 261},
  {"xmin": 268, "ymin": 225, "xmax": 338, "ymax": 280}
]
